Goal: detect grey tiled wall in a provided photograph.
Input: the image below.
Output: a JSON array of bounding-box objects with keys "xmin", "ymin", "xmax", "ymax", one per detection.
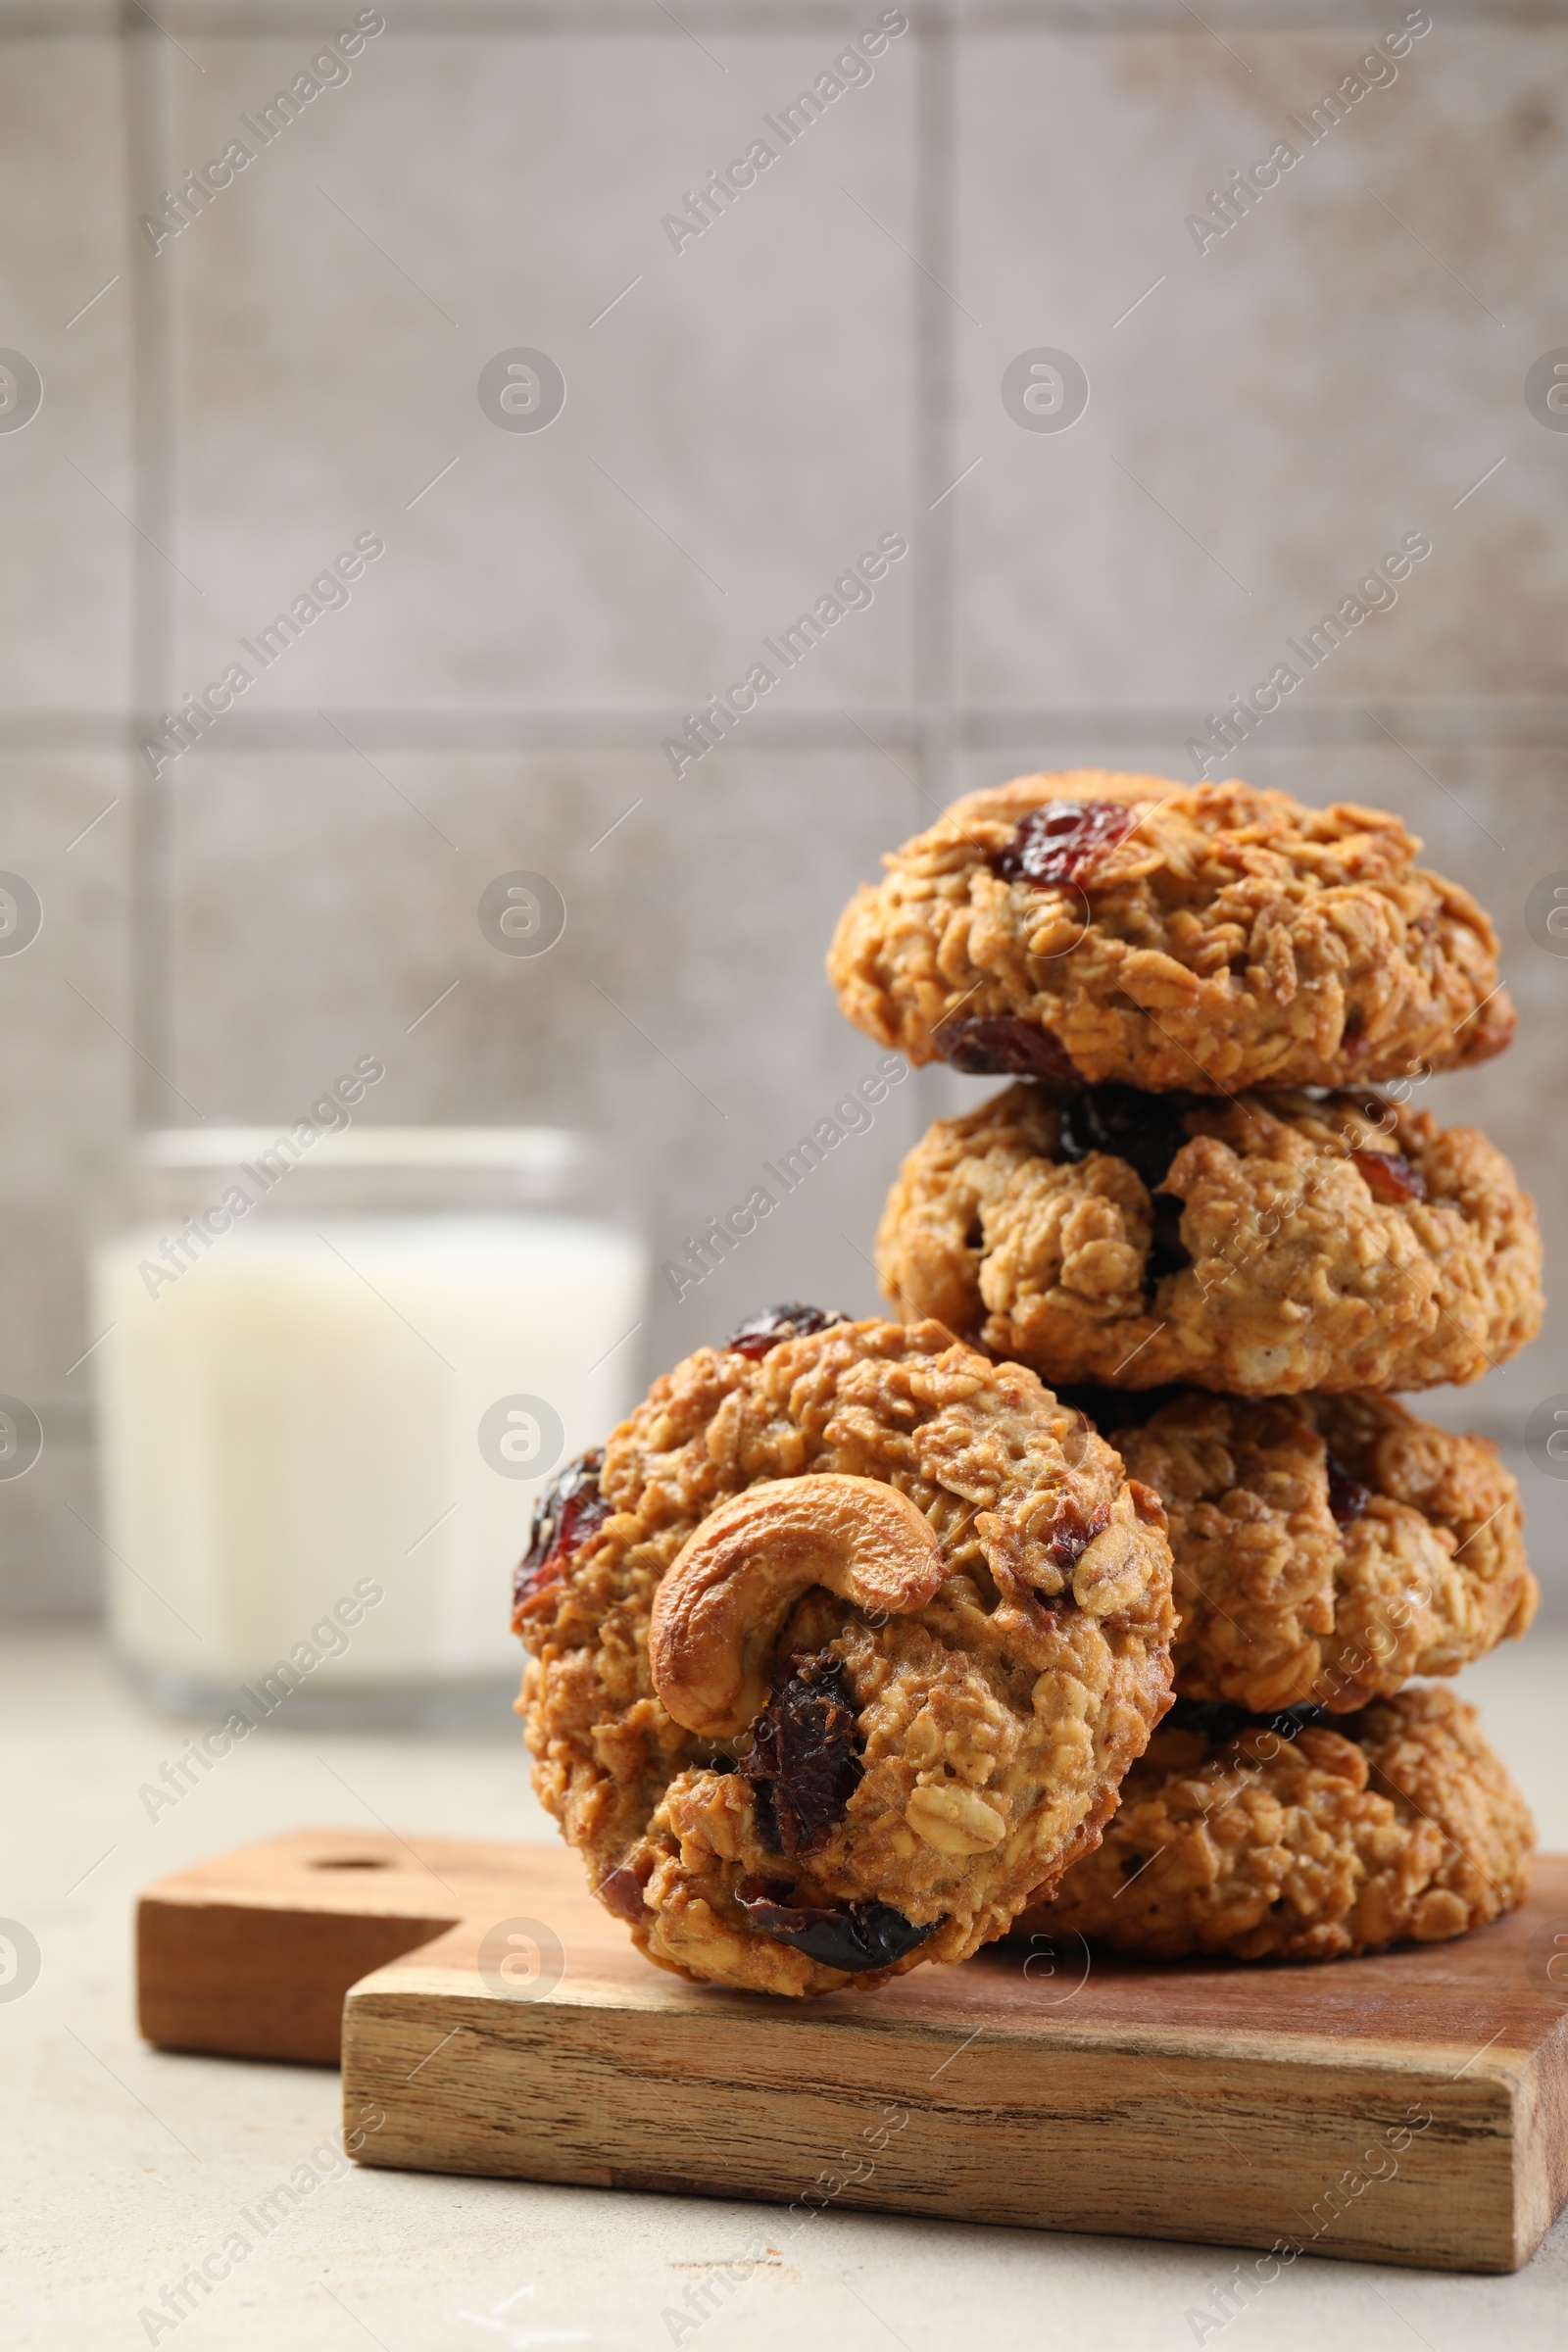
[{"xmin": 2, "ymin": 1, "xmax": 1566, "ymax": 1617}]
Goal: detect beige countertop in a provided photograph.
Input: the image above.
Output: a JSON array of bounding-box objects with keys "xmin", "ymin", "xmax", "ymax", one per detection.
[{"xmin": 4, "ymin": 1625, "xmax": 1567, "ymax": 2350}]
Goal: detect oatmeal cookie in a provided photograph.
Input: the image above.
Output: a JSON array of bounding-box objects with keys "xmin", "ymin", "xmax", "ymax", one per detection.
[
  {"xmin": 513, "ymin": 1306, "xmax": 1174, "ymax": 1998},
  {"xmin": 827, "ymin": 771, "xmax": 1513, "ymax": 1093},
  {"xmin": 1013, "ymin": 1684, "xmax": 1534, "ymax": 1961},
  {"xmin": 876, "ymin": 1081, "xmax": 1542, "ymax": 1392},
  {"xmin": 1077, "ymin": 1389, "xmax": 1536, "ymax": 1713}
]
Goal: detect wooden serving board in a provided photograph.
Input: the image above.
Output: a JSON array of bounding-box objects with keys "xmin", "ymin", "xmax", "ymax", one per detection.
[{"xmin": 136, "ymin": 1831, "xmax": 1568, "ymax": 2274}]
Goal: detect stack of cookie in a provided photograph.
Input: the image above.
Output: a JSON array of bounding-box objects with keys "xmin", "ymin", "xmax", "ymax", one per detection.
[
  {"xmin": 833, "ymin": 769, "xmax": 1544, "ymax": 1961},
  {"xmin": 512, "ymin": 769, "xmax": 1544, "ymax": 1999}
]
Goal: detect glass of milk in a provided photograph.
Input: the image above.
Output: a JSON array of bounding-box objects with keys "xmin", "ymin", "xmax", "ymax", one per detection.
[{"xmin": 91, "ymin": 1125, "xmax": 648, "ymax": 1729}]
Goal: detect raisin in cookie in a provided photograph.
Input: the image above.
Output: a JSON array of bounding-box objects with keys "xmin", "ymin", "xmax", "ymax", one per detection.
[
  {"xmin": 1075, "ymin": 1388, "xmax": 1537, "ymax": 1714},
  {"xmin": 1013, "ymin": 1684, "xmax": 1534, "ymax": 1962},
  {"xmin": 514, "ymin": 1307, "xmax": 1174, "ymax": 1998},
  {"xmin": 827, "ymin": 771, "xmax": 1513, "ymax": 1094},
  {"xmin": 876, "ymin": 1082, "xmax": 1542, "ymax": 1393}
]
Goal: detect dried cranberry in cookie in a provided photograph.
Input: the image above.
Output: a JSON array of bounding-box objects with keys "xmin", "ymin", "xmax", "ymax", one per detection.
[
  {"xmin": 513, "ymin": 1449, "xmax": 611, "ymax": 1615},
  {"xmin": 723, "ymin": 1303, "xmax": 848, "ymax": 1359},
  {"xmin": 828, "ymin": 768, "xmax": 1514, "ymax": 1093},
  {"xmin": 514, "ymin": 1316, "xmax": 1175, "ymax": 1998},
  {"xmin": 931, "ymin": 1013, "xmax": 1080, "ymax": 1082},
  {"xmin": 733, "ymin": 1881, "xmax": 939, "ymax": 1972},
  {"xmin": 1164, "ymin": 1696, "xmax": 1328, "ymax": 1744},
  {"xmin": 989, "ymin": 799, "xmax": 1140, "ymax": 887},
  {"xmin": 1325, "ymin": 1456, "xmax": 1372, "ymax": 1528},
  {"xmin": 737, "ymin": 1649, "xmax": 863, "ymax": 1859},
  {"xmin": 1349, "ymin": 1147, "xmax": 1426, "ymax": 1204},
  {"xmin": 1056, "ymin": 1087, "xmax": 1197, "ymax": 1194}
]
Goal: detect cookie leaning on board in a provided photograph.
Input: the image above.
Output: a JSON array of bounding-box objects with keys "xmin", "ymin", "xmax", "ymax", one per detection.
[
  {"xmin": 512, "ymin": 1307, "xmax": 1175, "ymax": 1998},
  {"xmin": 827, "ymin": 771, "xmax": 1514, "ymax": 1093}
]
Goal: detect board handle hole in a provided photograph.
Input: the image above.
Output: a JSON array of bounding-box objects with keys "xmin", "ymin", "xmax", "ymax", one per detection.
[{"xmin": 309, "ymin": 1856, "xmax": 393, "ymax": 1870}]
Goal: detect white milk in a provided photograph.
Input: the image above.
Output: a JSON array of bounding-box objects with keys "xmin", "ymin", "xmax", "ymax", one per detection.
[{"xmin": 93, "ymin": 1213, "xmax": 646, "ymax": 1691}]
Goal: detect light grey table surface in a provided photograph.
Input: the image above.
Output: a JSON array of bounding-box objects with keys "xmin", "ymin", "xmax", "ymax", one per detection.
[{"xmin": 4, "ymin": 1625, "xmax": 1566, "ymax": 2352}]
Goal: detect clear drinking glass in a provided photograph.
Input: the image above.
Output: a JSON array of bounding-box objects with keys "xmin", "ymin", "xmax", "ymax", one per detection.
[{"xmin": 90, "ymin": 1127, "xmax": 647, "ymax": 1729}]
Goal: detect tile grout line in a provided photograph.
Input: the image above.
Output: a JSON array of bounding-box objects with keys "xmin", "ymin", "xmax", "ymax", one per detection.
[
  {"xmin": 4, "ymin": 707, "xmax": 1566, "ymax": 751},
  {"xmin": 123, "ymin": 10, "xmax": 177, "ymax": 1126},
  {"xmin": 24, "ymin": 5, "xmax": 1551, "ymax": 33},
  {"xmin": 905, "ymin": 0, "xmax": 957, "ymax": 1190},
  {"xmin": 914, "ymin": 0, "xmax": 958, "ymax": 807}
]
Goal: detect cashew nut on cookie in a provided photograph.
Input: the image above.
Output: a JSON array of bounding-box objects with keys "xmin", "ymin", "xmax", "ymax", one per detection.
[{"xmin": 649, "ymin": 1474, "xmax": 946, "ymax": 1738}]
